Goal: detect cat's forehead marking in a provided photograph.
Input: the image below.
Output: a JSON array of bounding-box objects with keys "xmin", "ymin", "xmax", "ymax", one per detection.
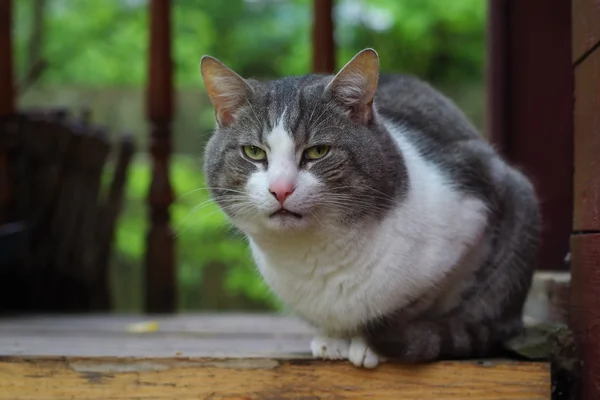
[
  {"xmin": 266, "ymin": 108, "xmax": 294, "ymax": 154},
  {"xmin": 266, "ymin": 108, "xmax": 297, "ymax": 180}
]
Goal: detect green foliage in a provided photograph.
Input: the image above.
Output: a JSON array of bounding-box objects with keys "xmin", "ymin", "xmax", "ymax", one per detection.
[
  {"xmin": 15, "ymin": 0, "xmax": 486, "ymax": 86},
  {"xmin": 15, "ymin": 0, "xmax": 487, "ymax": 311}
]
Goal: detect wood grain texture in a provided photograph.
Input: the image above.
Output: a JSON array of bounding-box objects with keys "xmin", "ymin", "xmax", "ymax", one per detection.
[
  {"xmin": 573, "ymin": 0, "xmax": 600, "ymax": 63},
  {"xmin": 0, "ymin": 357, "xmax": 550, "ymax": 400},
  {"xmin": 574, "ymin": 47, "xmax": 600, "ymax": 231},
  {"xmin": 570, "ymin": 233, "xmax": 600, "ymax": 399}
]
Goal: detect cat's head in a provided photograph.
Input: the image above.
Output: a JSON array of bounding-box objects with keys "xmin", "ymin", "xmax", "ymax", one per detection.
[{"xmin": 200, "ymin": 49, "xmax": 404, "ymax": 236}]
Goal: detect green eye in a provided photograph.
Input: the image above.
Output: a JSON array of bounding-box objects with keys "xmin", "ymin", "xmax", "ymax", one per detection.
[
  {"xmin": 304, "ymin": 145, "xmax": 330, "ymax": 160},
  {"xmin": 243, "ymin": 145, "xmax": 266, "ymax": 161}
]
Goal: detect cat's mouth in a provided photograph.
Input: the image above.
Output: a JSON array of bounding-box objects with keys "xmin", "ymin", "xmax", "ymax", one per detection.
[{"xmin": 269, "ymin": 208, "xmax": 303, "ymax": 219}]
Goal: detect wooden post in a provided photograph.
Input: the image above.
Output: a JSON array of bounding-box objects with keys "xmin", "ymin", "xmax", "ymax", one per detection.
[
  {"xmin": 485, "ymin": 0, "xmax": 507, "ymax": 150},
  {"xmin": 570, "ymin": 2, "xmax": 600, "ymax": 396},
  {"xmin": 312, "ymin": 0, "xmax": 335, "ymax": 74},
  {"xmin": 485, "ymin": 0, "xmax": 573, "ymax": 270},
  {"xmin": 0, "ymin": 0, "xmax": 15, "ymax": 224},
  {"xmin": 145, "ymin": 0, "xmax": 176, "ymax": 313}
]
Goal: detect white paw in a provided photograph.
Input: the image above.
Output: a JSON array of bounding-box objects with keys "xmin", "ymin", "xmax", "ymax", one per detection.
[
  {"xmin": 310, "ymin": 336, "xmax": 350, "ymax": 360},
  {"xmin": 349, "ymin": 337, "xmax": 381, "ymax": 369}
]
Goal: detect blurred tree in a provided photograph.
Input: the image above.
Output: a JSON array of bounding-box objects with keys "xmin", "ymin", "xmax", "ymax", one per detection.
[{"xmin": 14, "ymin": 0, "xmax": 485, "ymax": 86}]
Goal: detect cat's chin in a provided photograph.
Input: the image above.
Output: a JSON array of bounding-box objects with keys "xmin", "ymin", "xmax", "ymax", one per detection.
[{"xmin": 264, "ymin": 212, "xmax": 310, "ymax": 232}]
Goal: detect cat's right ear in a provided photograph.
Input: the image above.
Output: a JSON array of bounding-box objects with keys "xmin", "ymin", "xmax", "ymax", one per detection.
[
  {"xmin": 200, "ymin": 56, "xmax": 252, "ymax": 127},
  {"xmin": 325, "ymin": 48, "xmax": 379, "ymax": 125}
]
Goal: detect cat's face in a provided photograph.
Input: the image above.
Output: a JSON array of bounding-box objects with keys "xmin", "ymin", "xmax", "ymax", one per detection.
[{"xmin": 201, "ymin": 49, "xmax": 403, "ymax": 236}]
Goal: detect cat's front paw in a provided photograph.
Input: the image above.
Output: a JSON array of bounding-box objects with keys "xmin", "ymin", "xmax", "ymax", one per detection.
[
  {"xmin": 310, "ymin": 336, "xmax": 350, "ymax": 360},
  {"xmin": 349, "ymin": 337, "xmax": 381, "ymax": 369}
]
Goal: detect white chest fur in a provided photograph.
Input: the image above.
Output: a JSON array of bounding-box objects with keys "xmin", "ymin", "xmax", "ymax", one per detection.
[{"xmin": 248, "ymin": 124, "xmax": 490, "ymax": 335}]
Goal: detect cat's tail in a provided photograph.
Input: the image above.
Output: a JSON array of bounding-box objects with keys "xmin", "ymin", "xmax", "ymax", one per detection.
[{"xmin": 363, "ymin": 316, "xmax": 524, "ymax": 363}]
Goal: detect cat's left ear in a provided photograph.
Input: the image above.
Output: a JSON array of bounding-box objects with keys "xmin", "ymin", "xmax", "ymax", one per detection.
[
  {"xmin": 200, "ymin": 56, "xmax": 253, "ymax": 127},
  {"xmin": 325, "ymin": 48, "xmax": 379, "ymax": 125}
]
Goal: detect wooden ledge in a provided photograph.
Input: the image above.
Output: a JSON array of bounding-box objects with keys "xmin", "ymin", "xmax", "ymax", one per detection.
[
  {"xmin": 0, "ymin": 314, "xmax": 551, "ymax": 399},
  {"xmin": 0, "ymin": 356, "xmax": 549, "ymax": 399}
]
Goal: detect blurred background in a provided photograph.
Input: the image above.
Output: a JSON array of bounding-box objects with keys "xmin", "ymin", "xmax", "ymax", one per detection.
[{"xmin": 10, "ymin": 0, "xmax": 487, "ymax": 313}]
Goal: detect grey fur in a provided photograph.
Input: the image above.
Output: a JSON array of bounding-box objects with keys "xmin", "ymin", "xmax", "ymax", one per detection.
[
  {"xmin": 204, "ymin": 73, "xmax": 407, "ymax": 225},
  {"xmin": 202, "ymin": 51, "xmax": 540, "ymax": 363},
  {"xmin": 362, "ymin": 74, "xmax": 540, "ymax": 362}
]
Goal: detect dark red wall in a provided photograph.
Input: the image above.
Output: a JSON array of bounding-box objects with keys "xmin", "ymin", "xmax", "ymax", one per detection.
[{"xmin": 486, "ymin": 0, "xmax": 573, "ymax": 270}]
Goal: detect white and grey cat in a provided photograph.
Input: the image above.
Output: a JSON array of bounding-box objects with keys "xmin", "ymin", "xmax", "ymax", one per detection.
[{"xmin": 199, "ymin": 49, "xmax": 540, "ymax": 368}]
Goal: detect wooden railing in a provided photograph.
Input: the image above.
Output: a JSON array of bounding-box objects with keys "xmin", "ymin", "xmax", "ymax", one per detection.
[{"xmin": 145, "ymin": 0, "xmax": 176, "ymax": 313}]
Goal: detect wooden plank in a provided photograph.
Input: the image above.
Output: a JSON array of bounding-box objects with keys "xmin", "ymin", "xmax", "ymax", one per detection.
[
  {"xmin": 0, "ymin": 314, "xmax": 313, "ymax": 358},
  {"xmin": 486, "ymin": 0, "xmax": 573, "ymax": 269},
  {"xmin": 0, "ymin": 357, "xmax": 550, "ymax": 399},
  {"xmin": 569, "ymin": 233, "xmax": 600, "ymax": 399},
  {"xmin": 572, "ymin": 0, "xmax": 600, "ymax": 64},
  {"xmin": 145, "ymin": 0, "xmax": 176, "ymax": 313},
  {"xmin": 312, "ymin": 0, "xmax": 335, "ymax": 73},
  {"xmin": 573, "ymin": 48, "xmax": 600, "ymax": 231},
  {"xmin": 0, "ymin": 314, "xmax": 313, "ymax": 336},
  {"xmin": 0, "ymin": 315, "xmax": 551, "ymax": 398},
  {"xmin": 0, "ymin": 306, "xmax": 558, "ymax": 358},
  {"xmin": 0, "ymin": 332, "xmax": 311, "ymax": 358}
]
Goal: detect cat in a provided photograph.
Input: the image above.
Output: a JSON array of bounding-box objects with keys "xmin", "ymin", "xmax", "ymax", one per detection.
[{"xmin": 199, "ymin": 48, "xmax": 540, "ymax": 368}]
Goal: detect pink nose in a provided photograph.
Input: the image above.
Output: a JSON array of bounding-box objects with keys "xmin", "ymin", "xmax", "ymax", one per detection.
[{"xmin": 269, "ymin": 179, "xmax": 295, "ymax": 204}]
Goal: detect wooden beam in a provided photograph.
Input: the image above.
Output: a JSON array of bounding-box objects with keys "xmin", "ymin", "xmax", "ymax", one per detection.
[
  {"xmin": 573, "ymin": 44, "xmax": 600, "ymax": 231},
  {"xmin": 569, "ymin": 233, "xmax": 600, "ymax": 399},
  {"xmin": 570, "ymin": 19, "xmax": 600, "ymax": 399},
  {"xmin": 485, "ymin": 0, "xmax": 573, "ymax": 270},
  {"xmin": 0, "ymin": 313, "xmax": 556, "ymax": 398},
  {"xmin": 145, "ymin": 0, "xmax": 176, "ymax": 313},
  {"xmin": 0, "ymin": 357, "xmax": 550, "ymax": 400},
  {"xmin": 572, "ymin": 0, "xmax": 600, "ymax": 64},
  {"xmin": 312, "ymin": 0, "xmax": 335, "ymax": 74}
]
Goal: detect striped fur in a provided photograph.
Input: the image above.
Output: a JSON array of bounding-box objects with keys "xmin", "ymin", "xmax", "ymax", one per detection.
[{"xmin": 200, "ymin": 49, "xmax": 540, "ymax": 368}]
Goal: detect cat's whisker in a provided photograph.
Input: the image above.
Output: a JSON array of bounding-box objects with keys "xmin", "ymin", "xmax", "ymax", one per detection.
[
  {"xmin": 174, "ymin": 200, "xmax": 224, "ymax": 235},
  {"xmin": 174, "ymin": 194, "xmax": 249, "ymax": 232},
  {"xmin": 243, "ymin": 95, "xmax": 263, "ymax": 130},
  {"xmin": 174, "ymin": 209, "xmax": 229, "ymax": 238},
  {"xmin": 174, "ymin": 187, "xmax": 249, "ymax": 204},
  {"xmin": 306, "ymin": 97, "xmax": 321, "ymax": 127},
  {"xmin": 312, "ymin": 114, "xmax": 335, "ymax": 134},
  {"xmin": 309, "ymin": 105, "xmax": 331, "ymax": 132},
  {"xmin": 331, "ymin": 185, "xmax": 397, "ymax": 201}
]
